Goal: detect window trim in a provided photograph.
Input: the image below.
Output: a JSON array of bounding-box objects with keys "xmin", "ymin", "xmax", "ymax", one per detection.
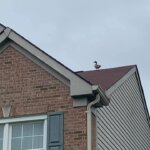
[
  {"xmin": 0, "ymin": 115, "xmax": 47, "ymax": 124},
  {"xmin": 0, "ymin": 115, "xmax": 47, "ymax": 150}
]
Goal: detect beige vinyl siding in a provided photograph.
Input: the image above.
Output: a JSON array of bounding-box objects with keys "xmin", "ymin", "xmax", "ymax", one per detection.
[{"xmin": 97, "ymin": 73, "xmax": 150, "ymax": 150}]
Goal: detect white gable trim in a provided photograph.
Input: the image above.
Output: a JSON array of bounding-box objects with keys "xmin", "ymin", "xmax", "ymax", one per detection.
[
  {"xmin": 10, "ymin": 30, "xmax": 93, "ymax": 96},
  {"xmin": 0, "ymin": 41, "xmax": 70, "ymax": 87},
  {"xmin": 105, "ymin": 66, "xmax": 150, "ymax": 125},
  {"xmin": 0, "ymin": 27, "xmax": 93, "ymax": 97},
  {"xmin": 0, "ymin": 26, "xmax": 110, "ymax": 106},
  {"xmin": 135, "ymin": 68, "xmax": 150, "ymax": 126},
  {"xmin": 106, "ymin": 67, "xmax": 136, "ymax": 96},
  {"xmin": 0, "ymin": 24, "xmax": 5, "ymax": 33}
]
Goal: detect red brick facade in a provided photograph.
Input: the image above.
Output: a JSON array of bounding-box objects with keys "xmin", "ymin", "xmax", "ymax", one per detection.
[{"xmin": 0, "ymin": 46, "xmax": 87, "ymax": 150}]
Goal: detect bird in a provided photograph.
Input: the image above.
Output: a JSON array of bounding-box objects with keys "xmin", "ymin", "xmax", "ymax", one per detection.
[{"xmin": 94, "ymin": 61, "xmax": 101, "ymax": 69}]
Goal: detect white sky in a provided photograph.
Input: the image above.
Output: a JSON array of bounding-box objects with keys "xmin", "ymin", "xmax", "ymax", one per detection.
[{"xmin": 0, "ymin": 0, "xmax": 150, "ymax": 111}]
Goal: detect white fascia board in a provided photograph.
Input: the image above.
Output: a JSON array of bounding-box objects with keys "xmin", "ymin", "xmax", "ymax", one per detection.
[
  {"xmin": 97, "ymin": 87, "xmax": 110, "ymax": 106},
  {"xmin": 70, "ymin": 76, "xmax": 93, "ymax": 96},
  {"xmin": 0, "ymin": 114, "xmax": 47, "ymax": 124},
  {"xmin": 0, "ymin": 27, "xmax": 11, "ymax": 44},
  {"xmin": 135, "ymin": 67, "xmax": 150, "ymax": 125},
  {"xmin": 0, "ymin": 24, "xmax": 5, "ymax": 33},
  {"xmin": 106, "ymin": 67, "xmax": 136, "ymax": 96},
  {"xmin": 4, "ymin": 27, "xmax": 11, "ymax": 36},
  {"xmin": 5, "ymin": 29, "xmax": 93, "ymax": 96},
  {"xmin": 92, "ymin": 85, "xmax": 110, "ymax": 106},
  {"xmin": 0, "ymin": 32, "xmax": 7, "ymax": 43}
]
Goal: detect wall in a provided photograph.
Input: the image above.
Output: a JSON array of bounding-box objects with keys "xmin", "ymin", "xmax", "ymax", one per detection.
[
  {"xmin": 0, "ymin": 46, "xmax": 87, "ymax": 150},
  {"xmin": 97, "ymin": 73, "xmax": 150, "ymax": 149}
]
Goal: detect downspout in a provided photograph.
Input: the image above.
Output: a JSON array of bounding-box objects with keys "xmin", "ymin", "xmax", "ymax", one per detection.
[{"xmin": 87, "ymin": 94, "xmax": 100, "ymax": 150}]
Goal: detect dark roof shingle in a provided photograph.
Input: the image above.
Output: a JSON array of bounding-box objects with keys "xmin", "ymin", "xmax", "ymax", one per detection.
[{"xmin": 77, "ymin": 65, "xmax": 135, "ymax": 91}]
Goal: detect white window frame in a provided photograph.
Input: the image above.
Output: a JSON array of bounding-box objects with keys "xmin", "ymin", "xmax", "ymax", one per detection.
[{"xmin": 0, "ymin": 115, "xmax": 47, "ymax": 150}]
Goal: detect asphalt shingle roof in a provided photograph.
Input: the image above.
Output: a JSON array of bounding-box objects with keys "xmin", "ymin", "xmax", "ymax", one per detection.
[{"xmin": 77, "ymin": 65, "xmax": 135, "ymax": 91}]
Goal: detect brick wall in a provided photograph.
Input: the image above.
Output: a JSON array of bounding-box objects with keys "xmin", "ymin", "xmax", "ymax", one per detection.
[{"xmin": 0, "ymin": 46, "xmax": 87, "ymax": 150}]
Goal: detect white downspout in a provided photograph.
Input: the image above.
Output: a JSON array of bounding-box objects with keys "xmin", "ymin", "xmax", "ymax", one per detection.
[{"xmin": 87, "ymin": 94, "xmax": 100, "ymax": 150}]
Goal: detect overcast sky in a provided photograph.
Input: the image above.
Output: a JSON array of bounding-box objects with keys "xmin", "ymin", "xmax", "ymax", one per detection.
[{"xmin": 0, "ymin": 0, "xmax": 150, "ymax": 111}]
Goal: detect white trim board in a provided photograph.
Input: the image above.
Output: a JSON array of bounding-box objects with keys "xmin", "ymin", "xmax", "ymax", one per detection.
[
  {"xmin": 0, "ymin": 41, "xmax": 70, "ymax": 87},
  {"xmin": 0, "ymin": 24, "xmax": 5, "ymax": 33},
  {"xmin": 105, "ymin": 66, "xmax": 150, "ymax": 126},
  {"xmin": 106, "ymin": 67, "xmax": 136, "ymax": 96},
  {"xmin": 0, "ymin": 27, "xmax": 93, "ymax": 97},
  {"xmin": 0, "ymin": 25, "xmax": 110, "ymax": 106},
  {"xmin": 0, "ymin": 115, "xmax": 47, "ymax": 124}
]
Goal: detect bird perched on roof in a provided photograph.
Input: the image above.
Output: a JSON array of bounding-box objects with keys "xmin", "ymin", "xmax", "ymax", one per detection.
[{"xmin": 94, "ymin": 61, "xmax": 101, "ymax": 69}]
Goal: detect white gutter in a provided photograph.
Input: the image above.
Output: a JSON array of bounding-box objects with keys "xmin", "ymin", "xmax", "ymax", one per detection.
[
  {"xmin": 92, "ymin": 85, "xmax": 110, "ymax": 106},
  {"xmin": 87, "ymin": 94, "xmax": 100, "ymax": 150}
]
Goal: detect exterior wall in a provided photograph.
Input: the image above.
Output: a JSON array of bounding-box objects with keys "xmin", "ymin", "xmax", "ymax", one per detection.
[
  {"xmin": 97, "ymin": 73, "xmax": 150, "ymax": 149},
  {"xmin": 0, "ymin": 46, "xmax": 87, "ymax": 150}
]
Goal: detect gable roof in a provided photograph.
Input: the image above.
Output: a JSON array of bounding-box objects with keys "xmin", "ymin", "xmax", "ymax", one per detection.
[
  {"xmin": 77, "ymin": 65, "xmax": 135, "ymax": 91},
  {"xmin": 0, "ymin": 23, "xmax": 110, "ymax": 106},
  {"xmin": 78, "ymin": 65, "xmax": 150, "ymax": 123},
  {"xmin": 0, "ymin": 24, "xmax": 91, "ymax": 96}
]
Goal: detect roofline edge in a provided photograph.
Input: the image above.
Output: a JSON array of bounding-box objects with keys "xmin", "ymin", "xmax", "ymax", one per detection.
[
  {"xmin": 0, "ymin": 26, "xmax": 94, "ymax": 97},
  {"xmin": 105, "ymin": 66, "xmax": 136, "ymax": 95}
]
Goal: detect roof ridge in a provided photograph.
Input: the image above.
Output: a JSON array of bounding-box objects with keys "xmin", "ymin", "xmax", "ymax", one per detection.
[
  {"xmin": 77, "ymin": 65, "xmax": 136, "ymax": 73},
  {"xmin": 77, "ymin": 65, "xmax": 136, "ymax": 91}
]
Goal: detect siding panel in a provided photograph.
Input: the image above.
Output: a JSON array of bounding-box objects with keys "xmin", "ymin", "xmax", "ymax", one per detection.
[{"xmin": 97, "ymin": 73, "xmax": 150, "ymax": 150}]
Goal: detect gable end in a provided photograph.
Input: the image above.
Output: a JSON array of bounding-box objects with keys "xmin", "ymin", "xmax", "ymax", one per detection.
[{"xmin": 0, "ymin": 40, "xmax": 70, "ymax": 87}]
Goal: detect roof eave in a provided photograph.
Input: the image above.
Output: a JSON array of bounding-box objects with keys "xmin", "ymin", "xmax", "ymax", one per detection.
[
  {"xmin": 0, "ymin": 24, "xmax": 5, "ymax": 33},
  {"xmin": 134, "ymin": 66, "xmax": 150, "ymax": 126},
  {"xmin": 0, "ymin": 27, "xmax": 94, "ymax": 97},
  {"xmin": 0, "ymin": 26, "xmax": 110, "ymax": 106},
  {"xmin": 92, "ymin": 85, "xmax": 110, "ymax": 106},
  {"xmin": 105, "ymin": 66, "xmax": 136, "ymax": 96}
]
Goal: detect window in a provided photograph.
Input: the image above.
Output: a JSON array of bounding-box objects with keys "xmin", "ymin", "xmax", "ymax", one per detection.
[
  {"xmin": 0, "ymin": 113, "xmax": 64, "ymax": 150},
  {"xmin": 0, "ymin": 115, "xmax": 47, "ymax": 150},
  {"xmin": 11, "ymin": 121, "xmax": 44, "ymax": 150}
]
